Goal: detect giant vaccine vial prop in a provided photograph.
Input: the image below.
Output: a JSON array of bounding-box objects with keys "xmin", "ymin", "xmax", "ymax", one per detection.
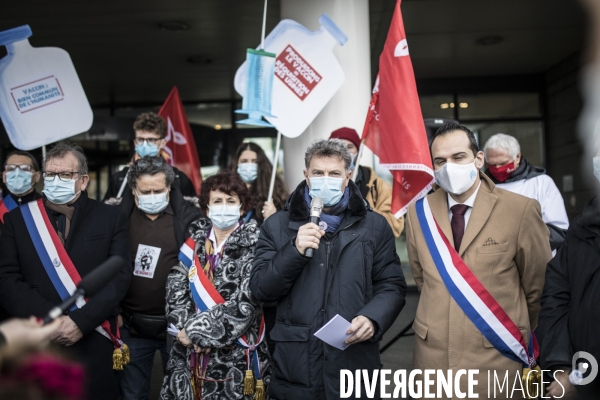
[
  {"xmin": 234, "ymin": 14, "xmax": 347, "ymax": 138},
  {"xmin": 0, "ymin": 25, "xmax": 93, "ymax": 150}
]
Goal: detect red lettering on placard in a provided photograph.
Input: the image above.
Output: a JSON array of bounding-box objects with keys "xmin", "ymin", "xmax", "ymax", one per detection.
[{"xmin": 275, "ymin": 45, "xmax": 322, "ymax": 101}]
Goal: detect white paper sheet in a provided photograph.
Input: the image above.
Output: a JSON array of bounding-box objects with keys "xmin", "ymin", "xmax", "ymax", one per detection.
[{"xmin": 314, "ymin": 314, "xmax": 352, "ymax": 350}]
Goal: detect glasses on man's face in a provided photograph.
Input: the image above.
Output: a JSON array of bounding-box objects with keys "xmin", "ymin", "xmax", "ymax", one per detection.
[
  {"xmin": 133, "ymin": 137, "xmax": 162, "ymax": 146},
  {"xmin": 4, "ymin": 164, "xmax": 35, "ymax": 172},
  {"xmin": 43, "ymin": 171, "xmax": 81, "ymax": 182}
]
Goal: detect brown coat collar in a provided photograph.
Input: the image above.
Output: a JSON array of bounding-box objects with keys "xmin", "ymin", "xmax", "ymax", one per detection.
[{"xmin": 427, "ymin": 172, "xmax": 499, "ymax": 255}]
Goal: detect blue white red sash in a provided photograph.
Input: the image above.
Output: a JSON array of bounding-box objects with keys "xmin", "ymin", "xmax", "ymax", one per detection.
[
  {"xmin": 0, "ymin": 194, "xmax": 18, "ymax": 223},
  {"xmin": 179, "ymin": 237, "xmax": 265, "ymax": 376},
  {"xmin": 415, "ymin": 197, "xmax": 538, "ymax": 367},
  {"xmin": 21, "ymin": 199, "xmax": 125, "ymax": 351}
]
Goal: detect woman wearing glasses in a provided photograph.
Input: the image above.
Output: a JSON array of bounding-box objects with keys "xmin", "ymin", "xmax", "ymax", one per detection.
[
  {"xmin": 161, "ymin": 169, "xmax": 270, "ymax": 400},
  {"xmin": 1, "ymin": 150, "xmax": 42, "ymax": 233}
]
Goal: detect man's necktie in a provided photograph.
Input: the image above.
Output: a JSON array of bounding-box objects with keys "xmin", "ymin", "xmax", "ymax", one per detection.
[{"xmin": 450, "ymin": 204, "xmax": 469, "ymax": 252}]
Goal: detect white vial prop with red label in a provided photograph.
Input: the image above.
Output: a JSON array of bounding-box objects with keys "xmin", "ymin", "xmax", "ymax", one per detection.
[
  {"xmin": 0, "ymin": 25, "xmax": 93, "ymax": 150},
  {"xmin": 234, "ymin": 14, "xmax": 347, "ymax": 138}
]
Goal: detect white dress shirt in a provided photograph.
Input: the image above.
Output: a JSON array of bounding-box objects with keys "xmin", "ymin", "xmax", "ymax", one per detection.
[
  {"xmin": 208, "ymin": 222, "xmax": 240, "ymax": 253},
  {"xmin": 448, "ymin": 181, "xmax": 481, "ymax": 233}
]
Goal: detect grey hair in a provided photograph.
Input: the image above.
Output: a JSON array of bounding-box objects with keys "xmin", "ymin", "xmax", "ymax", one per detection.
[
  {"xmin": 44, "ymin": 141, "xmax": 88, "ymax": 174},
  {"xmin": 128, "ymin": 156, "xmax": 175, "ymax": 190},
  {"xmin": 483, "ymin": 133, "xmax": 521, "ymax": 159},
  {"xmin": 305, "ymin": 139, "xmax": 352, "ymax": 171}
]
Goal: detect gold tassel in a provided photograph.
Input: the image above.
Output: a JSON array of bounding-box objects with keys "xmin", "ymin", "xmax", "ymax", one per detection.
[
  {"xmin": 254, "ymin": 379, "xmax": 265, "ymax": 400},
  {"xmin": 522, "ymin": 366, "xmax": 542, "ymax": 399},
  {"xmin": 121, "ymin": 344, "xmax": 130, "ymax": 365},
  {"xmin": 112, "ymin": 348, "xmax": 124, "ymax": 370},
  {"xmin": 243, "ymin": 370, "xmax": 255, "ymax": 395}
]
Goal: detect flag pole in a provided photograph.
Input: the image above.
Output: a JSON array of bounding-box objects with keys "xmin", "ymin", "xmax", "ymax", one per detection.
[
  {"xmin": 352, "ymin": 142, "xmax": 365, "ymax": 181},
  {"xmin": 267, "ymin": 130, "xmax": 281, "ymax": 201},
  {"xmin": 260, "ymin": 0, "xmax": 268, "ymax": 50}
]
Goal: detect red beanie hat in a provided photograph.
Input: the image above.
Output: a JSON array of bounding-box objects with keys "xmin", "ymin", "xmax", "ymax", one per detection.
[{"xmin": 329, "ymin": 127, "xmax": 361, "ymax": 150}]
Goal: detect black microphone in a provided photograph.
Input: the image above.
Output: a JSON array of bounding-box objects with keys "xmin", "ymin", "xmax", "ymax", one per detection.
[
  {"xmin": 43, "ymin": 255, "xmax": 126, "ymax": 324},
  {"xmin": 305, "ymin": 196, "xmax": 323, "ymax": 259}
]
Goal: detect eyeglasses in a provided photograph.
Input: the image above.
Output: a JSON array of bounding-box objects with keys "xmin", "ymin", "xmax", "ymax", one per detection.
[
  {"xmin": 133, "ymin": 138, "xmax": 162, "ymax": 146},
  {"xmin": 135, "ymin": 158, "xmax": 166, "ymax": 169},
  {"xmin": 43, "ymin": 171, "xmax": 82, "ymax": 182},
  {"xmin": 5, "ymin": 164, "xmax": 35, "ymax": 172}
]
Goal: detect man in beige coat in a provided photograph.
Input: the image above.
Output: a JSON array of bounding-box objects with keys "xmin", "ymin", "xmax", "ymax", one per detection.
[{"xmin": 406, "ymin": 121, "xmax": 551, "ymax": 398}]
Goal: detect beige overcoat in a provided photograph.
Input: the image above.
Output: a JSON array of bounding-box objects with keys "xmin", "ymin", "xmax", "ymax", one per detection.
[{"xmin": 405, "ymin": 172, "xmax": 552, "ymax": 399}]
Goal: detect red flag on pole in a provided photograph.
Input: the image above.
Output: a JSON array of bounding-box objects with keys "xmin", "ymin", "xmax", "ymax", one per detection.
[
  {"xmin": 362, "ymin": 0, "xmax": 434, "ymax": 217},
  {"xmin": 158, "ymin": 87, "xmax": 202, "ymax": 193}
]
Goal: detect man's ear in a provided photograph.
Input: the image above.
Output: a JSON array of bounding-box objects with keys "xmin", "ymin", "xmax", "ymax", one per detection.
[
  {"xmin": 32, "ymin": 171, "xmax": 41, "ymax": 184},
  {"xmin": 159, "ymin": 139, "xmax": 166, "ymax": 150},
  {"xmin": 475, "ymin": 151, "xmax": 485, "ymax": 169}
]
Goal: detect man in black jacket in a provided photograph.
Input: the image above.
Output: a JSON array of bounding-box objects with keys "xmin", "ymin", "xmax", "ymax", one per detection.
[
  {"xmin": 538, "ymin": 194, "xmax": 600, "ymax": 399},
  {"xmin": 103, "ymin": 112, "xmax": 197, "ymax": 201},
  {"xmin": 115, "ymin": 156, "xmax": 201, "ymax": 400},
  {"xmin": 250, "ymin": 139, "xmax": 406, "ymax": 400},
  {"xmin": 0, "ymin": 142, "xmax": 131, "ymax": 400}
]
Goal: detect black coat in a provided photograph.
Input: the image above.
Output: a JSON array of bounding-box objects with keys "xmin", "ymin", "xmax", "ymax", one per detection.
[
  {"xmin": 103, "ymin": 165, "xmax": 197, "ymax": 201},
  {"xmin": 0, "ymin": 191, "xmax": 132, "ymax": 400},
  {"xmin": 250, "ymin": 180, "xmax": 406, "ymax": 400},
  {"xmin": 538, "ymin": 197, "xmax": 600, "ymax": 398}
]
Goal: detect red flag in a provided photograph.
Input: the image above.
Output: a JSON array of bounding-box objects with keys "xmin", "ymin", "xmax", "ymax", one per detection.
[
  {"xmin": 362, "ymin": 0, "xmax": 434, "ymax": 217},
  {"xmin": 158, "ymin": 87, "xmax": 202, "ymax": 193}
]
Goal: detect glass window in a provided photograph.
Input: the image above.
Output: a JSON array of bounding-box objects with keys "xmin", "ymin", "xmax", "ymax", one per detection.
[
  {"xmin": 458, "ymin": 93, "xmax": 541, "ymax": 120},
  {"xmin": 185, "ymin": 103, "xmax": 232, "ymax": 129},
  {"xmin": 466, "ymin": 121, "xmax": 545, "ymax": 167},
  {"xmin": 419, "ymin": 95, "xmax": 455, "ymax": 118}
]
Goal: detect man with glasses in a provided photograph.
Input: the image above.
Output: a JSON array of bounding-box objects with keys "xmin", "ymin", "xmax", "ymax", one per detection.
[
  {"xmin": 0, "ymin": 141, "xmax": 131, "ymax": 400},
  {"xmin": 115, "ymin": 156, "xmax": 200, "ymax": 400},
  {"xmin": 103, "ymin": 112, "xmax": 197, "ymax": 202},
  {"xmin": 1, "ymin": 150, "xmax": 42, "ymax": 233}
]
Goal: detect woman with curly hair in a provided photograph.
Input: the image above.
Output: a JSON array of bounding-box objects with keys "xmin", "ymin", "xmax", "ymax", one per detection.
[
  {"xmin": 230, "ymin": 142, "xmax": 288, "ymax": 227},
  {"xmin": 160, "ymin": 170, "xmax": 270, "ymax": 400}
]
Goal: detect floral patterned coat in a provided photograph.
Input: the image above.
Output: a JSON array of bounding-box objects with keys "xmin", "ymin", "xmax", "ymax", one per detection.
[{"xmin": 160, "ymin": 218, "xmax": 271, "ymax": 400}]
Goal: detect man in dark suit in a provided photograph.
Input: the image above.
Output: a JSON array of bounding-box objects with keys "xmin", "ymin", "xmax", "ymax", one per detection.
[
  {"xmin": 103, "ymin": 112, "xmax": 197, "ymax": 201},
  {"xmin": 0, "ymin": 142, "xmax": 131, "ymax": 400}
]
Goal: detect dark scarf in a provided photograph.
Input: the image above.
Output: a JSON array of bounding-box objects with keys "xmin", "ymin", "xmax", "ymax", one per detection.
[{"xmin": 303, "ymin": 186, "xmax": 350, "ymax": 233}]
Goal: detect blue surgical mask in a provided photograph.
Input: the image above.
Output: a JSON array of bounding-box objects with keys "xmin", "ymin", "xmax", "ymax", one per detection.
[
  {"xmin": 309, "ymin": 176, "xmax": 344, "ymax": 207},
  {"xmin": 136, "ymin": 191, "xmax": 169, "ymax": 214},
  {"xmin": 6, "ymin": 168, "xmax": 33, "ymax": 195},
  {"xmin": 237, "ymin": 163, "xmax": 258, "ymax": 183},
  {"xmin": 43, "ymin": 176, "xmax": 80, "ymax": 205},
  {"xmin": 208, "ymin": 204, "xmax": 241, "ymax": 230},
  {"xmin": 135, "ymin": 141, "xmax": 160, "ymax": 158},
  {"xmin": 594, "ymin": 157, "xmax": 600, "ymax": 182}
]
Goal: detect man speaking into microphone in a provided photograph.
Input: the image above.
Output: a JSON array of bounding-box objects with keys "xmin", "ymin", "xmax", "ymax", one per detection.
[{"xmin": 251, "ymin": 139, "xmax": 406, "ymax": 400}]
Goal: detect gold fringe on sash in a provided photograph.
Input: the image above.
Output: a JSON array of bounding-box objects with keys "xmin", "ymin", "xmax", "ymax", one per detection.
[
  {"xmin": 112, "ymin": 348, "xmax": 124, "ymax": 370},
  {"xmin": 521, "ymin": 366, "xmax": 543, "ymax": 399},
  {"xmin": 254, "ymin": 379, "xmax": 265, "ymax": 400},
  {"xmin": 243, "ymin": 370, "xmax": 255, "ymax": 395}
]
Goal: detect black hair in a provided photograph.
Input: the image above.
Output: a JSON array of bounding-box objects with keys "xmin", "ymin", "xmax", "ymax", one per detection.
[
  {"xmin": 5, "ymin": 150, "xmax": 40, "ymax": 171},
  {"xmin": 128, "ymin": 156, "xmax": 175, "ymax": 189},
  {"xmin": 430, "ymin": 121, "xmax": 479, "ymax": 157}
]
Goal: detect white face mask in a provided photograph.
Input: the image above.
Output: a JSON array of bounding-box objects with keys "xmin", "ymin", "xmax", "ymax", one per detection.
[{"xmin": 434, "ymin": 160, "xmax": 479, "ymax": 195}]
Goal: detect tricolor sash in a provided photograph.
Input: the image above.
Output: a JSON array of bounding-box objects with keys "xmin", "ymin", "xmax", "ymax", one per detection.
[
  {"xmin": 21, "ymin": 199, "xmax": 129, "ymax": 370},
  {"xmin": 415, "ymin": 197, "xmax": 539, "ymax": 368},
  {"xmin": 0, "ymin": 194, "xmax": 18, "ymax": 223},
  {"xmin": 179, "ymin": 236, "xmax": 266, "ymax": 398}
]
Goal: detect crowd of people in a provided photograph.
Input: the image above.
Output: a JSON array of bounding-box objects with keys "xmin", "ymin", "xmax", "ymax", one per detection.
[{"xmin": 0, "ymin": 112, "xmax": 597, "ymax": 400}]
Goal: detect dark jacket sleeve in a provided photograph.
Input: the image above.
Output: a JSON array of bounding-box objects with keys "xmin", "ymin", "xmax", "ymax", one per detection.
[
  {"xmin": 0, "ymin": 212, "xmax": 56, "ymax": 317},
  {"xmin": 356, "ymin": 216, "xmax": 407, "ymax": 340},
  {"xmin": 538, "ymin": 239, "xmax": 573, "ymax": 370},
  {"xmin": 176, "ymin": 169, "xmax": 198, "ymax": 197},
  {"xmin": 103, "ymin": 171, "xmax": 121, "ymax": 201},
  {"xmin": 69, "ymin": 209, "xmax": 132, "ymax": 336},
  {"xmin": 250, "ymin": 218, "xmax": 310, "ymax": 303}
]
